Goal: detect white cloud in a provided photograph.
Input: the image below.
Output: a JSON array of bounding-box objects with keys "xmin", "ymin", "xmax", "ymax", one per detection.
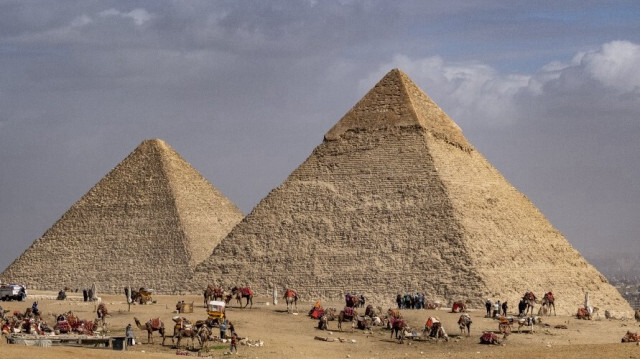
[
  {"xmin": 580, "ymin": 41, "xmax": 640, "ymax": 93},
  {"xmin": 99, "ymin": 8, "xmax": 152, "ymax": 26},
  {"xmin": 369, "ymin": 40, "xmax": 640, "ymax": 127}
]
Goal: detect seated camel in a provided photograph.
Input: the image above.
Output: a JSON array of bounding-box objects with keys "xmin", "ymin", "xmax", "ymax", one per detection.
[
  {"xmin": 622, "ymin": 331, "xmax": 640, "ymax": 343},
  {"xmin": 480, "ymin": 331, "xmax": 501, "ymax": 345}
]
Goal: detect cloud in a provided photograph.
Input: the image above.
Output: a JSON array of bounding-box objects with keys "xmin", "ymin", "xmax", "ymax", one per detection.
[
  {"xmin": 578, "ymin": 40, "xmax": 640, "ymax": 93},
  {"xmin": 368, "ymin": 40, "xmax": 640, "ymax": 129},
  {"xmin": 99, "ymin": 8, "xmax": 153, "ymax": 26}
]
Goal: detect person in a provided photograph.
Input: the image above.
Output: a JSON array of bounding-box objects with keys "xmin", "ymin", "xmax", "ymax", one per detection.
[
  {"xmin": 219, "ymin": 319, "xmax": 228, "ymax": 339},
  {"xmin": 485, "ymin": 299, "xmax": 492, "ymax": 317},
  {"xmin": 396, "ymin": 294, "xmax": 402, "ymax": 309},
  {"xmin": 518, "ymin": 299, "xmax": 526, "ymax": 317},
  {"xmin": 82, "ymin": 289, "xmax": 88, "ymax": 302},
  {"xmin": 229, "ymin": 331, "xmax": 238, "ymax": 354},
  {"xmin": 19, "ymin": 287, "xmax": 26, "ymax": 301},
  {"xmin": 31, "ymin": 301, "xmax": 40, "ymax": 317},
  {"xmin": 126, "ymin": 323, "xmax": 135, "ymax": 346},
  {"xmin": 502, "ymin": 301, "xmax": 508, "ymax": 316},
  {"xmin": 57, "ymin": 289, "xmax": 66, "ymax": 300},
  {"xmin": 493, "ymin": 300, "xmax": 500, "ymax": 318}
]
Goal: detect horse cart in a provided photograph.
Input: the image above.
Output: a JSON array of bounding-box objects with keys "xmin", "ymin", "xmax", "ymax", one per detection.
[{"xmin": 207, "ymin": 300, "xmax": 226, "ymax": 326}]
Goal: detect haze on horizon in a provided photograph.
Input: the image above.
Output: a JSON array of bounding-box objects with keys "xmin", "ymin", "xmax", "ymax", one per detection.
[{"xmin": 1, "ymin": 1, "xmax": 640, "ymax": 273}]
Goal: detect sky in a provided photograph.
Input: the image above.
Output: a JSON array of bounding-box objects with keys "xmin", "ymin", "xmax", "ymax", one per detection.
[{"xmin": 1, "ymin": 1, "xmax": 640, "ymax": 273}]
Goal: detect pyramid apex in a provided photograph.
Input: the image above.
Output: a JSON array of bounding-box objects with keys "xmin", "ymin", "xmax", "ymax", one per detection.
[{"xmin": 325, "ymin": 69, "xmax": 472, "ymax": 151}]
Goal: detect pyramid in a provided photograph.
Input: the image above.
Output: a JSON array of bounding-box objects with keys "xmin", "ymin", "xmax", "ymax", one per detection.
[
  {"xmin": 194, "ymin": 69, "xmax": 631, "ymax": 315},
  {"xmin": 1, "ymin": 139, "xmax": 243, "ymax": 293}
]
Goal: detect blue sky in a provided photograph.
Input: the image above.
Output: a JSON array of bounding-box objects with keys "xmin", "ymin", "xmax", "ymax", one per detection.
[{"xmin": 1, "ymin": 1, "xmax": 640, "ymax": 272}]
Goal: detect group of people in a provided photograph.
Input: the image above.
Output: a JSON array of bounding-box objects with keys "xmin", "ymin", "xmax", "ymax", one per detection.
[
  {"xmin": 485, "ymin": 299, "xmax": 508, "ymax": 317},
  {"xmin": 396, "ymin": 293, "xmax": 426, "ymax": 309}
]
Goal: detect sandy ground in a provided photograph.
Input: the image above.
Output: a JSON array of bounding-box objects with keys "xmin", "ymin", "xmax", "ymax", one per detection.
[{"xmin": 2, "ymin": 291, "xmax": 640, "ymax": 359}]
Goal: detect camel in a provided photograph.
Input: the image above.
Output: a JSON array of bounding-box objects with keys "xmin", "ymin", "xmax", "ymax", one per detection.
[
  {"xmin": 622, "ymin": 331, "xmax": 640, "ymax": 343},
  {"xmin": 232, "ymin": 287, "xmax": 253, "ymax": 309},
  {"xmin": 390, "ymin": 317, "xmax": 407, "ymax": 341},
  {"xmin": 317, "ymin": 307, "xmax": 336, "ymax": 330},
  {"xmin": 337, "ymin": 307, "xmax": 357, "ymax": 332},
  {"xmin": 576, "ymin": 306, "xmax": 599, "ymax": 320},
  {"xmin": 213, "ymin": 287, "xmax": 226, "ymax": 301},
  {"xmin": 283, "ymin": 289, "xmax": 298, "ymax": 313},
  {"xmin": 345, "ymin": 293, "xmax": 360, "ymax": 308},
  {"xmin": 365, "ymin": 305, "xmax": 380, "ymax": 318},
  {"xmin": 540, "ymin": 292, "xmax": 556, "ymax": 316},
  {"xmin": 451, "ymin": 301, "xmax": 467, "ymax": 313},
  {"xmin": 480, "ymin": 331, "xmax": 501, "ymax": 345},
  {"xmin": 522, "ymin": 292, "xmax": 538, "ymax": 316},
  {"xmin": 203, "ymin": 285, "xmax": 214, "ymax": 307},
  {"xmin": 134, "ymin": 317, "xmax": 166, "ymax": 344},
  {"xmin": 498, "ymin": 317, "xmax": 512, "ymax": 338},
  {"xmin": 172, "ymin": 322, "xmax": 201, "ymax": 349},
  {"xmin": 458, "ymin": 313, "xmax": 472, "ymax": 336},
  {"xmin": 423, "ymin": 317, "xmax": 448, "ymax": 341},
  {"xmin": 356, "ymin": 315, "xmax": 372, "ymax": 330},
  {"xmin": 425, "ymin": 301, "xmax": 442, "ymax": 310}
]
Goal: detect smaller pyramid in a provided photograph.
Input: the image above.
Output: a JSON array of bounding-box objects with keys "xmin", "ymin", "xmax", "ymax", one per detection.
[{"xmin": 1, "ymin": 139, "xmax": 243, "ymax": 293}]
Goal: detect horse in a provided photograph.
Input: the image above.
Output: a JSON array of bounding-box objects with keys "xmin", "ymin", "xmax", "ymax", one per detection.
[
  {"xmin": 457, "ymin": 314, "xmax": 472, "ymax": 336},
  {"xmin": 283, "ymin": 289, "xmax": 298, "ymax": 313}
]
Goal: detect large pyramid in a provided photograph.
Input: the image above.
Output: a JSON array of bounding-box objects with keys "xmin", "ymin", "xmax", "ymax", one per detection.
[
  {"xmin": 1, "ymin": 139, "xmax": 243, "ymax": 293},
  {"xmin": 194, "ymin": 69, "xmax": 631, "ymax": 315}
]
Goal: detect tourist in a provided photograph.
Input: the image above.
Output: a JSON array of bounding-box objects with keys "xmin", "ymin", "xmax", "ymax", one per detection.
[
  {"xmin": 126, "ymin": 323, "xmax": 135, "ymax": 346},
  {"xmin": 219, "ymin": 319, "xmax": 228, "ymax": 339},
  {"xmin": 485, "ymin": 299, "xmax": 492, "ymax": 317},
  {"xmin": 229, "ymin": 331, "xmax": 238, "ymax": 354},
  {"xmin": 502, "ymin": 301, "xmax": 508, "ymax": 316}
]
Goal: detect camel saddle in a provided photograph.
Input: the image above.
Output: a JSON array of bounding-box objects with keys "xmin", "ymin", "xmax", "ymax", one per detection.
[
  {"xmin": 151, "ymin": 318, "xmax": 162, "ymax": 330},
  {"xmin": 544, "ymin": 292, "xmax": 554, "ymax": 301},
  {"xmin": 57, "ymin": 320, "xmax": 71, "ymax": 333},
  {"xmin": 241, "ymin": 287, "xmax": 252, "ymax": 296},
  {"xmin": 577, "ymin": 308, "xmax": 589, "ymax": 318},
  {"xmin": 343, "ymin": 307, "xmax": 355, "ymax": 318}
]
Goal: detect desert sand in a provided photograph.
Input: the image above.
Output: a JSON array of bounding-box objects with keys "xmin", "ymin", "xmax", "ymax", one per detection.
[{"xmin": 2, "ymin": 291, "xmax": 640, "ymax": 359}]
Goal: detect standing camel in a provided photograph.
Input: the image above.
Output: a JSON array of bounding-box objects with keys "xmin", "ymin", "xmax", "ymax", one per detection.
[
  {"xmin": 522, "ymin": 292, "xmax": 538, "ymax": 316},
  {"xmin": 283, "ymin": 289, "xmax": 298, "ymax": 313},
  {"xmin": 337, "ymin": 307, "xmax": 357, "ymax": 332},
  {"xmin": 203, "ymin": 286, "xmax": 214, "ymax": 308},
  {"xmin": 134, "ymin": 317, "xmax": 166, "ymax": 344},
  {"xmin": 232, "ymin": 287, "xmax": 253, "ymax": 309},
  {"xmin": 540, "ymin": 292, "xmax": 556, "ymax": 316},
  {"xmin": 213, "ymin": 287, "xmax": 226, "ymax": 301},
  {"xmin": 458, "ymin": 313, "xmax": 472, "ymax": 336}
]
